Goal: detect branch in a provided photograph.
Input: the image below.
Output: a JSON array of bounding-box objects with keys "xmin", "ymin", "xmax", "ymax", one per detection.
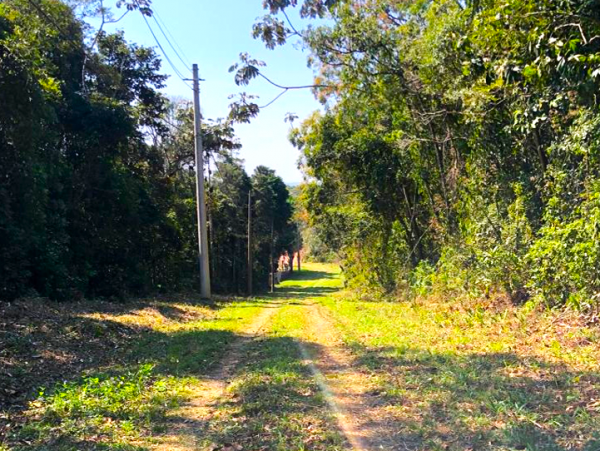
[
  {"xmin": 554, "ymin": 22, "xmax": 588, "ymax": 44},
  {"xmin": 404, "ymin": 223, "xmax": 433, "ymax": 266},
  {"xmin": 281, "ymin": 8, "xmax": 302, "ymax": 38},
  {"xmin": 82, "ymin": 0, "xmax": 107, "ymax": 91},
  {"xmin": 259, "ymin": 89, "xmax": 290, "ymax": 109},
  {"xmin": 258, "ymin": 72, "xmax": 331, "ymax": 90},
  {"xmin": 106, "ymin": 10, "xmax": 129, "ymax": 24}
]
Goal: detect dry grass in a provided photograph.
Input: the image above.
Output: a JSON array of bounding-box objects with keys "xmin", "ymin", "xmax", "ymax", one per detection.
[
  {"xmin": 321, "ymin": 293, "xmax": 600, "ymax": 450},
  {"xmin": 0, "ymin": 295, "xmax": 268, "ymax": 450}
]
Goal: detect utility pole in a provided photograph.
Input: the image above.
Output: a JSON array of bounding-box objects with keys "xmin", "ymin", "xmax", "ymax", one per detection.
[
  {"xmin": 192, "ymin": 64, "xmax": 211, "ymax": 299},
  {"xmin": 270, "ymin": 218, "xmax": 275, "ymax": 293},
  {"xmin": 247, "ymin": 191, "xmax": 253, "ymax": 296}
]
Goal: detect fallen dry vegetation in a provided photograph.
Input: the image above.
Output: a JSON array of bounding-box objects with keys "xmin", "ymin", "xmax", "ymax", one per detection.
[
  {"xmin": 0, "ymin": 295, "xmax": 266, "ymax": 450},
  {"xmin": 321, "ymin": 293, "xmax": 600, "ymax": 450}
]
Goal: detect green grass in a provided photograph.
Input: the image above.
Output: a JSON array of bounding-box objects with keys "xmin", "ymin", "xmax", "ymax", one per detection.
[
  {"xmin": 11, "ymin": 263, "xmax": 598, "ymax": 451},
  {"xmin": 13, "ymin": 365, "xmax": 187, "ymax": 451},
  {"xmin": 2, "ymin": 297, "xmax": 270, "ymax": 451},
  {"xmin": 201, "ymin": 283, "xmax": 347, "ymax": 451},
  {"xmin": 320, "ymin": 294, "xmax": 600, "ymax": 451}
]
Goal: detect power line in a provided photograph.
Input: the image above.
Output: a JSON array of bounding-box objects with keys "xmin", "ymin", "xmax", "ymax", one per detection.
[
  {"xmin": 161, "ymin": 117, "xmax": 188, "ymax": 133},
  {"xmin": 152, "ymin": 13, "xmax": 191, "ymax": 74},
  {"xmin": 140, "ymin": 12, "xmax": 190, "ymax": 84},
  {"xmin": 153, "ymin": 10, "xmax": 192, "ymax": 69},
  {"xmin": 26, "ymin": 0, "xmax": 192, "ymax": 92},
  {"xmin": 26, "ymin": 0, "xmax": 67, "ymax": 34},
  {"xmin": 132, "ymin": 0, "xmax": 192, "ymax": 90}
]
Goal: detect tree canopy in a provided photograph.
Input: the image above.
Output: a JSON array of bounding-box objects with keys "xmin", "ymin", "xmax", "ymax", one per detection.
[
  {"xmin": 237, "ymin": 0, "xmax": 600, "ymax": 306},
  {"xmin": 0, "ymin": 0, "xmax": 298, "ymax": 300}
]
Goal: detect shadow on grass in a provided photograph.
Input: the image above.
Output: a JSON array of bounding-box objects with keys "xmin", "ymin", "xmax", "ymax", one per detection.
[
  {"xmin": 261, "ymin": 268, "xmax": 342, "ymax": 301},
  {"xmin": 203, "ymin": 335, "xmax": 348, "ymax": 451},
  {"xmin": 288, "ymin": 269, "xmax": 339, "ymax": 281},
  {"xmin": 0, "ymin": 266, "xmax": 342, "ymax": 449},
  {"xmin": 24, "ymin": 437, "xmax": 150, "ymax": 451},
  {"xmin": 268, "ymin": 286, "xmax": 340, "ymax": 300},
  {"xmin": 1, "ymin": 319, "xmax": 246, "ymax": 450},
  {"xmin": 345, "ymin": 342, "xmax": 600, "ymax": 451},
  {"xmin": 0, "ymin": 294, "xmax": 277, "ymax": 408},
  {"xmin": 6, "ymin": 330, "xmax": 348, "ymax": 451},
  {"xmin": 0, "ymin": 269, "xmax": 338, "ymax": 410}
]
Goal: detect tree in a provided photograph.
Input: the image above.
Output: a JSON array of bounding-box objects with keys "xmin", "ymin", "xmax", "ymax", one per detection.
[
  {"xmin": 208, "ymin": 159, "xmax": 252, "ymax": 293},
  {"xmin": 237, "ymin": 0, "xmax": 600, "ymax": 304},
  {"xmin": 250, "ymin": 166, "xmax": 294, "ymax": 290}
]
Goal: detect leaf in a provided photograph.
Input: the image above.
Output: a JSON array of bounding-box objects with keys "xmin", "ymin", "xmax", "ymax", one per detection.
[{"xmin": 522, "ymin": 65, "xmax": 537, "ymax": 80}]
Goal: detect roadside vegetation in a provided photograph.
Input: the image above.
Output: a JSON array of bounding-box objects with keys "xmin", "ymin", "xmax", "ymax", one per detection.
[
  {"xmin": 5, "ymin": 0, "xmax": 600, "ymax": 449},
  {"xmin": 321, "ymin": 292, "xmax": 600, "ymax": 450},
  {"xmin": 0, "ymin": 0, "xmax": 299, "ymax": 303},
  {"xmin": 0, "ymin": 297, "xmax": 266, "ymax": 450},
  {"xmin": 234, "ymin": 0, "xmax": 600, "ymax": 310},
  {"xmin": 202, "ymin": 303, "xmax": 346, "ymax": 451}
]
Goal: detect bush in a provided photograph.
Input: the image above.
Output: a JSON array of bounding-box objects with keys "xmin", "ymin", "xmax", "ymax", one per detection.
[
  {"xmin": 528, "ymin": 183, "xmax": 600, "ymax": 308},
  {"xmin": 411, "ymin": 184, "xmax": 534, "ymax": 302}
]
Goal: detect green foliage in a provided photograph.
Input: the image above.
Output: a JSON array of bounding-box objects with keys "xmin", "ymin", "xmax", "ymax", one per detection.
[
  {"xmin": 0, "ymin": 0, "xmax": 297, "ymax": 300},
  {"xmin": 247, "ymin": 0, "xmax": 600, "ymax": 307},
  {"xmin": 321, "ymin": 292, "xmax": 600, "ymax": 450},
  {"xmin": 525, "ymin": 113, "xmax": 600, "ymax": 307},
  {"xmin": 529, "ymin": 183, "xmax": 600, "ymax": 309},
  {"xmin": 208, "ymin": 159, "xmax": 252, "ymax": 293},
  {"xmin": 410, "ymin": 260, "xmax": 436, "ymax": 298},
  {"xmin": 1, "ymin": 295, "xmax": 271, "ymax": 449},
  {"xmin": 38, "ymin": 364, "xmax": 178, "ymax": 424},
  {"xmin": 203, "ymin": 278, "xmax": 346, "ymax": 451},
  {"xmin": 13, "ymin": 364, "xmax": 189, "ymax": 448},
  {"xmin": 249, "ymin": 166, "xmax": 298, "ymax": 290}
]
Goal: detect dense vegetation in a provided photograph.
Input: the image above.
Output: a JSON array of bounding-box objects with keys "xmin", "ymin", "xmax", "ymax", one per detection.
[
  {"xmin": 7, "ymin": 1, "xmax": 600, "ymax": 449},
  {"xmin": 235, "ymin": 0, "xmax": 600, "ymax": 307},
  {"xmin": 0, "ymin": 0, "xmax": 298, "ymax": 301}
]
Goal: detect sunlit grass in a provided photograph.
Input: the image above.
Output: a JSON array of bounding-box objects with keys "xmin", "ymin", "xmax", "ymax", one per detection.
[
  {"xmin": 4, "ymin": 297, "xmax": 270, "ymax": 451},
  {"xmin": 201, "ymin": 304, "xmax": 347, "ymax": 451},
  {"xmin": 321, "ymin": 294, "xmax": 600, "ymax": 450}
]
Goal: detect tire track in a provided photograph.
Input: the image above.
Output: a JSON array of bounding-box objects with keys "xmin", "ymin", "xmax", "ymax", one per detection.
[
  {"xmin": 297, "ymin": 302, "xmax": 414, "ymax": 451},
  {"xmin": 153, "ymin": 301, "xmax": 282, "ymax": 451}
]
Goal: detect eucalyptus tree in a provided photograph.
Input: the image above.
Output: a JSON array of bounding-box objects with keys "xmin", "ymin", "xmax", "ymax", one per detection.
[{"xmin": 249, "ymin": 166, "xmax": 295, "ymax": 289}]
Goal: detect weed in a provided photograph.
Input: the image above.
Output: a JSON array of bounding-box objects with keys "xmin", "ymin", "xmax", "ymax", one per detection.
[
  {"xmin": 2, "ymin": 297, "xmax": 269, "ymax": 450},
  {"xmin": 321, "ymin": 290, "xmax": 600, "ymax": 450}
]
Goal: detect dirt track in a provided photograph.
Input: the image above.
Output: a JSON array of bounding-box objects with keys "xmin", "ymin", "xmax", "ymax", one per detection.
[
  {"xmin": 156, "ymin": 265, "xmax": 406, "ymax": 451},
  {"xmin": 153, "ymin": 301, "xmax": 282, "ymax": 451}
]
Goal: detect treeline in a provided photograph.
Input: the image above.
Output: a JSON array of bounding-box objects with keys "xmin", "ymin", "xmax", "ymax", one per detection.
[
  {"xmin": 0, "ymin": 0, "xmax": 297, "ymax": 301},
  {"xmin": 246, "ymin": 0, "xmax": 600, "ymax": 307}
]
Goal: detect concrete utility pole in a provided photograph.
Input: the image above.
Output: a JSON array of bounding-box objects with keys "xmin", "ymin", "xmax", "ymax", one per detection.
[
  {"xmin": 247, "ymin": 191, "xmax": 253, "ymax": 296},
  {"xmin": 270, "ymin": 218, "xmax": 275, "ymax": 293},
  {"xmin": 192, "ymin": 64, "xmax": 211, "ymax": 299}
]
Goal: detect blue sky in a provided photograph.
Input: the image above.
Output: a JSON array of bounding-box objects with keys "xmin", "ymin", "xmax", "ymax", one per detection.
[{"xmin": 99, "ymin": 0, "xmax": 321, "ymax": 184}]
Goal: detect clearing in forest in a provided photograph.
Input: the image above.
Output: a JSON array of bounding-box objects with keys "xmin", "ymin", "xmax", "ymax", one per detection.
[{"xmin": 3, "ymin": 263, "xmax": 600, "ymax": 450}]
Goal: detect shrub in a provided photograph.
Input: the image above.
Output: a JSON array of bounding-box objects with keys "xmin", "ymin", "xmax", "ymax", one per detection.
[{"xmin": 528, "ymin": 183, "xmax": 600, "ymax": 309}]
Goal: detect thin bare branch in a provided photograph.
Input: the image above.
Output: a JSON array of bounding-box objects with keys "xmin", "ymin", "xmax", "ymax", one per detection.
[
  {"xmin": 258, "ymin": 72, "xmax": 330, "ymax": 90},
  {"xmin": 281, "ymin": 8, "xmax": 302, "ymax": 38},
  {"xmin": 259, "ymin": 89, "xmax": 290, "ymax": 109},
  {"xmin": 106, "ymin": 10, "xmax": 129, "ymax": 24}
]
